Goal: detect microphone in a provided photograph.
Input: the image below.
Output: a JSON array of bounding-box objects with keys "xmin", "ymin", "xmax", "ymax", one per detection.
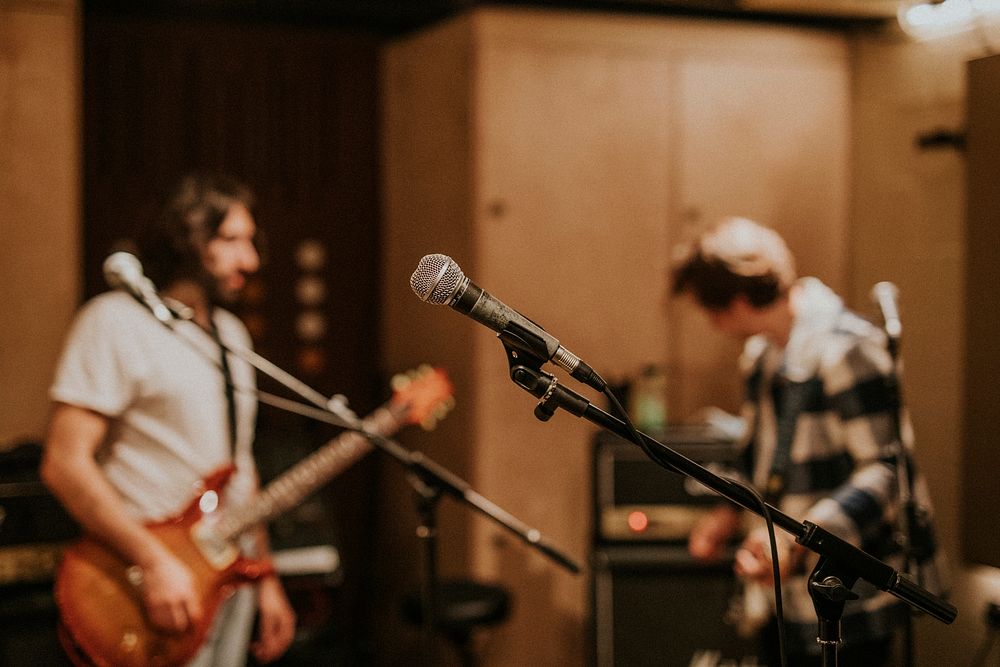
[
  {"xmin": 871, "ymin": 281, "xmax": 902, "ymax": 341},
  {"xmin": 410, "ymin": 253, "xmax": 605, "ymax": 391},
  {"xmin": 103, "ymin": 252, "xmax": 176, "ymax": 327}
]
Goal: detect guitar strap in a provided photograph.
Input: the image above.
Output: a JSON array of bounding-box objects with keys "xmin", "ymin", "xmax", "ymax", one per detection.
[
  {"xmin": 209, "ymin": 312, "xmax": 238, "ymax": 456},
  {"xmin": 764, "ymin": 371, "xmax": 810, "ymax": 504}
]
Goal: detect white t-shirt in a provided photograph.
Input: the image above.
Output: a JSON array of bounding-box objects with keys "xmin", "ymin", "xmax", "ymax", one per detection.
[{"xmin": 50, "ymin": 291, "xmax": 259, "ymax": 521}]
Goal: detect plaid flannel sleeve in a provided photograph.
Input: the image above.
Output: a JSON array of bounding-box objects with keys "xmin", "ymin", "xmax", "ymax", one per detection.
[{"xmin": 803, "ymin": 335, "xmax": 901, "ymax": 549}]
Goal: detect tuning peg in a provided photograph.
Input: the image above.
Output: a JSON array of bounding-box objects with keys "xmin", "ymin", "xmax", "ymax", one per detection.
[
  {"xmin": 390, "ymin": 373, "xmax": 410, "ymax": 392},
  {"xmin": 434, "ymin": 400, "xmax": 454, "ymax": 421}
]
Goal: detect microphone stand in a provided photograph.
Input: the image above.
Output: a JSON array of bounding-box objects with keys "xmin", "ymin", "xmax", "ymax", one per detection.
[
  {"xmin": 133, "ymin": 284, "xmax": 583, "ymax": 651},
  {"xmin": 161, "ymin": 310, "xmax": 581, "ymax": 658},
  {"xmin": 410, "ymin": 469, "xmax": 443, "ymax": 660},
  {"xmin": 494, "ymin": 333, "xmax": 956, "ymax": 665},
  {"xmin": 212, "ymin": 337, "xmax": 580, "ymax": 567},
  {"xmin": 871, "ymin": 282, "xmax": 934, "ymax": 667},
  {"xmin": 239, "ymin": 388, "xmax": 581, "ymax": 661},
  {"xmin": 401, "ymin": 449, "xmax": 583, "ymax": 660},
  {"xmin": 882, "ymin": 323, "xmax": 927, "ymax": 667}
]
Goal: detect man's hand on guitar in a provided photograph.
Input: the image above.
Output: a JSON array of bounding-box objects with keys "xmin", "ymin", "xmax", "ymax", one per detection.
[
  {"xmin": 251, "ymin": 575, "xmax": 296, "ymax": 663},
  {"xmin": 689, "ymin": 504, "xmax": 741, "ymax": 563},
  {"xmin": 140, "ymin": 551, "xmax": 204, "ymax": 633},
  {"xmin": 733, "ymin": 526, "xmax": 807, "ymax": 586}
]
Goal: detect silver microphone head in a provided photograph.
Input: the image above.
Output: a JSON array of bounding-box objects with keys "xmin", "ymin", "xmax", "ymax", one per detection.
[
  {"xmin": 871, "ymin": 281, "xmax": 899, "ymax": 303},
  {"xmin": 103, "ymin": 251, "xmax": 144, "ymax": 291},
  {"xmin": 410, "ymin": 253, "xmax": 465, "ymax": 305},
  {"xmin": 871, "ymin": 281, "xmax": 901, "ymax": 339},
  {"xmin": 102, "ymin": 251, "xmax": 176, "ymax": 326}
]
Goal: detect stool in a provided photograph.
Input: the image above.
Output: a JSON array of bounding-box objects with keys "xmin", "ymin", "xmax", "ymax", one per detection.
[{"xmin": 402, "ymin": 579, "xmax": 511, "ymax": 666}]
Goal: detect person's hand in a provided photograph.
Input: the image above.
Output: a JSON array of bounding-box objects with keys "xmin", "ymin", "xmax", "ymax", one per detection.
[
  {"xmin": 138, "ymin": 552, "xmax": 203, "ymax": 633},
  {"xmin": 251, "ymin": 575, "xmax": 296, "ymax": 664},
  {"xmin": 733, "ymin": 526, "xmax": 805, "ymax": 586},
  {"xmin": 688, "ymin": 504, "xmax": 741, "ymax": 562}
]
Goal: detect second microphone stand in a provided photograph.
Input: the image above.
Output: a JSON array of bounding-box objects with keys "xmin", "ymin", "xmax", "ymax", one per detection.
[{"xmin": 882, "ymin": 321, "xmax": 937, "ymax": 667}]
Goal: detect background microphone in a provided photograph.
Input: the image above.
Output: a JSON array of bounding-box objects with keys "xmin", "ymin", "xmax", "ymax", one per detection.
[
  {"xmin": 410, "ymin": 253, "xmax": 605, "ymax": 391},
  {"xmin": 103, "ymin": 252, "xmax": 175, "ymax": 327},
  {"xmin": 871, "ymin": 280, "xmax": 902, "ymax": 344}
]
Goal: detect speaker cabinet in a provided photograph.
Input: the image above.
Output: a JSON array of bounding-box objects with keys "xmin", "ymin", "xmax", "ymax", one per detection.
[
  {"xmin": 590, "ymin": 430, "xmax": 755, "ymax": 666},
  {"xmin": 591, "ymin": 545, "xmax": 755, "ymax": 666}
]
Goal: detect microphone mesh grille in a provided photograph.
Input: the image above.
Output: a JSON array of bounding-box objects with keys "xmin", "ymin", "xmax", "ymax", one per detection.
[
  {"xmin": 103, "ymin": 252, "xmax": 142, "ymax": 290},
  {"xmin": 410, "ymin": 254, "xmax": 464, "ymax": 305}
]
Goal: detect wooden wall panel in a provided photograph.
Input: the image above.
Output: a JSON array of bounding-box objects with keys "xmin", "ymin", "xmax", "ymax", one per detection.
[
  {"xmin": 0, "ymin": 0, "xmax": 81, "ymax": 449},
  {"xmin": 962, "ymin": 53, "xmax": 1000, "ymax": 570}
]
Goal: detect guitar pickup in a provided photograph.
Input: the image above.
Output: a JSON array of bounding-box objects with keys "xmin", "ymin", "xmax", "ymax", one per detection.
[{"xmin": 190, "ymin": 519, "xmax": 239, "ymax": 570}]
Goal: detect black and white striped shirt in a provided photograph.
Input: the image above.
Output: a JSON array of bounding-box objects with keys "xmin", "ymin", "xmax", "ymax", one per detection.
[{"xmin": 735, "ymin": 278, "xmax": 945, "ymax": 652}]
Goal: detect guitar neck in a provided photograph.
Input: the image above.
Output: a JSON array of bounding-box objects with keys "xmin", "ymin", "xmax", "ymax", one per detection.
[{"xmin": 217, "ymin": 401, "xmax": 406, "ymax": 541}]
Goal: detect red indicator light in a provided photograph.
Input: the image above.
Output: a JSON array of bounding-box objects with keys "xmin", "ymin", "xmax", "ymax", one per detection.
[{"xmin": 627, "ymin": 510, "xmax": 649, "ymax": 532}]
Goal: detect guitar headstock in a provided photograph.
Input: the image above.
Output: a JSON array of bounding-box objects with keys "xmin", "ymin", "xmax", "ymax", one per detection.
[{"xmin": 389, "ymin": 365, "xmax": 455, "ymax": 430}]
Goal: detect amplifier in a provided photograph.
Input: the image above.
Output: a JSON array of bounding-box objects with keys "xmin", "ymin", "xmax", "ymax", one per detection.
[
  {"xmin": 0, "ymin": 443, "xmax": 78, "ymax": 666},
  {"xmin": 593, "ymin": 427, "xmax": 740, "ymax": 543},
  {"xmin": 0, "ymin": 443, "xmax": 80, "ymax": 585}
]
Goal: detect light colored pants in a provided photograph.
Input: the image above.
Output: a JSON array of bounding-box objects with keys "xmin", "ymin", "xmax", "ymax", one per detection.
[{"xmin": 186, "ymin": 586, "xmax": 257, "ymax": 667}]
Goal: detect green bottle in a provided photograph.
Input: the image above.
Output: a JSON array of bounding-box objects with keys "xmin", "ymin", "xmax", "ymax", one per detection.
[{"xmin": 630, "ymin": 364, "xmax": 667, "ymax": 433}]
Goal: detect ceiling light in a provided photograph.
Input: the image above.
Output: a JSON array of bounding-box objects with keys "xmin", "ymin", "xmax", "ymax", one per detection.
[{"xmin": 898, "ymin": 0, "xmax": 1000, "ymax": 40}]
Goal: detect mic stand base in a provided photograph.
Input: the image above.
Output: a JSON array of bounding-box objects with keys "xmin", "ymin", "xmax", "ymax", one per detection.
[
  {"xmin": 410, "ymin": 473, "xmax": 444, "ymax": 664},
  {"xmin": 807, "ymin": 553, "xmax": 861, "ymax": 667}
]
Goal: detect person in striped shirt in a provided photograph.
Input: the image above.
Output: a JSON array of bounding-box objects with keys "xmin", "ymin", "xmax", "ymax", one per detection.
[{"xmin": 672, "ymin": 217, "xmax": 944, "ymax": 666}]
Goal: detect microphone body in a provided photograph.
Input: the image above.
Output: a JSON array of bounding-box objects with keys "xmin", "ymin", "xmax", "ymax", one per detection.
[
  {"xmin": 411, "ymin": 254, "xmax": 605, "ymax": 391},
  {"xmin": 103, "ymin": 252, "xmax": 175, "ymax": 327},
  {"xmin": 871, "ymin": 281, "xmax": 902, "ymax": 341}
]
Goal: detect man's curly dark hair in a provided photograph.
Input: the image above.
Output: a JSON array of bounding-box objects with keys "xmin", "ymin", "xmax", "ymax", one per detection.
[{"xmin": 137, "ymin": 173, "xmax": 258, "ymax": 293}]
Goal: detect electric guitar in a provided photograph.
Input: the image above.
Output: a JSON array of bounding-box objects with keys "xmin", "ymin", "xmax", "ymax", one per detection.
[{"xmin": 54, "ymin": 365, "xmax": 454, "ymax": 667}]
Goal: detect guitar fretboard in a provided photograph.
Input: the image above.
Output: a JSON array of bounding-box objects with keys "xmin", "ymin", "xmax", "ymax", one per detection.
[{"xmin": 215, "ymin": 403, "xmax": 404, "ymax": 541}]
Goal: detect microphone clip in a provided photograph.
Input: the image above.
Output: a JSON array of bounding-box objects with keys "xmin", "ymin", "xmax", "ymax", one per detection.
[
  {"xmin": 504, "ymin": 338, "xmax": 591, "ymax": 422},
  {"xmin": 498, "ymin": 322, "xmax": 554, "ymax": 371}
]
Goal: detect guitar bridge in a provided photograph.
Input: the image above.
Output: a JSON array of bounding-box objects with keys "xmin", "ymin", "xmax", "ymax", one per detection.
[{"xmin": 190, "ymin": 519, "xmax": 239, "ymax": 570}]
